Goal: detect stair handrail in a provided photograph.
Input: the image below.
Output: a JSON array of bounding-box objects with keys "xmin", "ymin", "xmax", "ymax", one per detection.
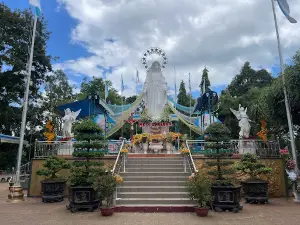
[
  {"xmin": 20, "ymin": 162, "xmax": 31, "ymax": 175},
  {"xmin": 185, "ymin": 140, "xmax": 197, "ymax": 173},
  {"xmin": 112, "ymin": 140, "xmax": 125, "ymax": 175}
]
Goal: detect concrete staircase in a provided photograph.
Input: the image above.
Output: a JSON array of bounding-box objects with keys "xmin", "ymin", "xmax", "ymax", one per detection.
[{"xmin": 115, "ymin": 156, "xmax": 196, "ymax": 212}]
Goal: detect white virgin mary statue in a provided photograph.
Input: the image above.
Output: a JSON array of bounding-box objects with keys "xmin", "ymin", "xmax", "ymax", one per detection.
[{"xmin": 142, "ymin": 61, "xmax": 168, "ymax": 120}]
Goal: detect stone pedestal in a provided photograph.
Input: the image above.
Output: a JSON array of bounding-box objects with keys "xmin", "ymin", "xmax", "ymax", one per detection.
[
  {"xmin": 142, "ymin": 143, "xmax": 148, "ymax": 154},
  {"xmin": 148, "ymin": 142, "xmax": 163, "ymax": 154},
  {"xmin": 238, "ymin": 139, "xmax": 256, "ymax": 154},
  {"xmin": 57, "ymin": 141, "xmax": 74, "ymax": 156},
  {"xmin": 7, "ymin": 186, "xmax": 25, "ymax": 203}
]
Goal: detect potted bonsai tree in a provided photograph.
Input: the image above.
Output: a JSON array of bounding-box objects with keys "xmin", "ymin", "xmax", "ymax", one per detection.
[
  {"xmin": 186, "ymin": 172, "xmax": 212, "ymax": 217},
  {"xmin": 36, "ymin": 156, "xmax": 70, "ymax": 203},
  {"xmin": 67, "ymin": 119, "xmax": 105, "ymax": 213},
  {"xmin": 204, "ymin": 122, "xmax": 243, "ymax": 213},
  {"xmin": 234, "ymin": 153, "xmax": 272, "ymax": 203},
  {"xmin": 93, "ymin": 172, "xmax": 123, "ymax": 216}
]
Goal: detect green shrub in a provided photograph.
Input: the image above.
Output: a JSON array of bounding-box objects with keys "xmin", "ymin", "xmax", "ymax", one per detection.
[
  {"xmin": 204, "ymin": 122, "xmax": 235, "ymax": 184},
  {"xmin": 186, "ymin": 172, "xmax": 212, "ymax": 208},
  {"xmin": 233, "ymin": 153, "xmax": 272, "ymax": 180},
  {"xmin": 70, "ymin": 119, "xmax": 105, "ymax": 186},
  {"xmin": 36, "ymin": 156, "xmax": 70, "ymax": 181}
]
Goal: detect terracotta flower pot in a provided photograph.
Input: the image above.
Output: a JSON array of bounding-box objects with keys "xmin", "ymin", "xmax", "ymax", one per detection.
[
  {"xmin": 194, "ymin": 207, "xmax": 209, "ymax": 217},
  {"xmin": 100, "ymin": 207, "xmax": 115, "ymax": 216}
]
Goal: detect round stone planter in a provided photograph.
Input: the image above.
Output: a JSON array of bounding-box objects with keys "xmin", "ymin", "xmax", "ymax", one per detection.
[
  {"xmin": 100, "ymin": 207, "xmax": 115, "ymax": 216},
  {"xmin": 195, "ymin": 207, "xmax": 209, "ymax": 217}
]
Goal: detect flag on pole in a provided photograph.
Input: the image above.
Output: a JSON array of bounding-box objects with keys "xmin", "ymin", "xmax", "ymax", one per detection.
[
  {"xmin": 136, "ymin": 70, "xmax": 139, "ymax": 96},
  {"xmin": 105, "ymin": 80, "xmax": 109, "ymax": 101},
  {"xmin": 174, "ymin": 66, "xmax": 177, "ymax": 102},
  {"xmin": 136, "ymin": 70, "xmax": 139, "ymax": 83},
  {"xmin": 276, "ymin": 0, "xmax": 297, "ymax": 23},
  {"xmin": 29, "ymin": 0, "xmax": 42, "ymax": 16},
  {"xmin": 188, "ymin": 73, "xmax": 191, "ymax": 93},
  {"xmin": 121, "ymin": 74, "xmax": 125, "ymax": 92}
]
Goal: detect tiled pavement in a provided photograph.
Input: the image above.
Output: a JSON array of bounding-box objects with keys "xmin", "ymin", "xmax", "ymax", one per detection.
[{"xmin": 1, "ymin": 183, "xmax": 300, "ymax": 225}]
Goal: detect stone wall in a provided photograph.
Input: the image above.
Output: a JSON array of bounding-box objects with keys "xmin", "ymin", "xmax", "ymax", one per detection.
[
  {"xmin": 28, "ymin": 156, "xmax": 287, "ymax": 198},
  {"xmin": 28, "ymin": 156, "xmax": 116, "ymax": 197},
  {"xmin": 193, "ymin": 157, "xmax": 287, "ymax": 197}
]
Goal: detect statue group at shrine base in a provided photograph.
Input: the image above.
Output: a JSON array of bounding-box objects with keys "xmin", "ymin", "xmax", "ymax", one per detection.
[{"xmin": 57, "ymin": 51, "xmax": 260, "ymax": 156}]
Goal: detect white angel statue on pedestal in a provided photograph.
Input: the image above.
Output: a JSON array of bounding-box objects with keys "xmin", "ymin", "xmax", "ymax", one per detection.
[
  {"xmin": 62, "ymin": 108, "xmax": 81, "ymax": 137},
  {"xmin": 230, "ymin": 104, "xmax": 251, "ymax": 139}
]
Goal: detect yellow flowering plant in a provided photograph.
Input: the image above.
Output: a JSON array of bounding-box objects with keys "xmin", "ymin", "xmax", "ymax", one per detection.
[
  {"xmin": 132, "ymin": 134, "xmax": 142, "ymax": 144},
  {"xmin": 169, "ymin": 132, "xmax": 182, "ymax": 141},
  {"xmin": 44, "ymin": 121, "xmax": 56, "ymax": 143},
  {"xmin": 180, "ymin": 148, "xmax": 190, "ymax": 155},
  {"xmin": 120, "ymin": 148, "xmax": 128, "ymax": 154},
  {"xmin": 115, "ymin": 174, "xmax": 123, "ymax": 184}
]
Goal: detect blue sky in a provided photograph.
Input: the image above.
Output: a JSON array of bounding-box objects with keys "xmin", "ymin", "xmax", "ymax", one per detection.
[
  {"xmin": 3, "ymin": 0, "xmax": 294, "ymax": 99},
  {"xmin": 3, "ymin": 0, "xmax": 90, "ymax": 90},
  {"xmin": 4, "ymin": 0, "xmax": 89, "ymax": 63}
]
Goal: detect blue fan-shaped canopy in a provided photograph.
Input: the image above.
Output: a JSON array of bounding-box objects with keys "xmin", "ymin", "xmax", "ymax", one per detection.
[{"xmin": 56, "ymin": 97, "xmax": 106, "ymax": 119}]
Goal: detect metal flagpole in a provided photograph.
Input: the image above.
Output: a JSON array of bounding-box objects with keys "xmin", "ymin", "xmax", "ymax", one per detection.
[
  {"xmin": 135, "ymin": 70, "xmax": 138, "ymax": 134},
  {"xmin": 271, "ymin": 0, "xmax": 298, "ymax": 170},
  {"xmin": 188, "ymin": 73, "xmax": 192, "ymax": 139},
  {"xmin": 121, "ymin": 74, "xmax": 124, "ymax": 138},
  {"xmin": 15, "ymin": 15, "xmax": 38, "ymax": 187},
  {"xmin": 174, "ymin": 66, "xmax": 177, "ymax": 103},
  {"xmin": 174, "ymin": 66, "xmax": 177, "ymax": 133},
  {"xmin": 136, "ymin": 70, "xmax": 138, "ymax": 97},
  {"xmin": 202, "ymin": 78, "xmax": 206, "ymax": 132}
]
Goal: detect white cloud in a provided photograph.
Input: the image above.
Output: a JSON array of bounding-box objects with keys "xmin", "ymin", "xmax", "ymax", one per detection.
[{"xmin": 55, "ymin": 0, "xmax": 300, "ymax": 97}]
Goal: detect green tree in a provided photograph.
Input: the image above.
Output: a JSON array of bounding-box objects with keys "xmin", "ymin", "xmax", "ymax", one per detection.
[
  {"xmin": 199, "ymin": 67, "xmax": 211, "ymax": 93},
  {"xmin": 0, "ymin": 4, "xmax": 52, "ymax": 104},
  {"xmin": 219, "ymin": 61, "xmax": 275, "ymax": 137},
  {"xmin": 217, "ymin": 92, "xmax": 240, "ymax": 138},
  {"xmin": 77, "ymin": 77, "xmax": 122, "ymax": 105},
  {"xmin": 177, "ymin": 80, "xmax": 189, "ymax": 107},
  {"xmin": 126, "ymin": 95, "xmax": 137, "ymax": 104},
  {"xmin": 257, "ymin": 50, "xmax": 300, "ymax": 133},
  {"xmin": 227, "ymin": 62, "xmax": 273, "ymax": 97},
  {"xmin": 0, "ymin": 4, "xmax": 52, "ymax": 135},
  {"xmin": 43, "ymin": 70, "xmax": 76, "ymax": 135}
]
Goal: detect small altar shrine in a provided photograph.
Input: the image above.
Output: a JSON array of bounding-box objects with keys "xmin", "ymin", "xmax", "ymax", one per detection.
[{"xmin": 131, "ymin": 131, "xmax": 182, "ymax": 154}]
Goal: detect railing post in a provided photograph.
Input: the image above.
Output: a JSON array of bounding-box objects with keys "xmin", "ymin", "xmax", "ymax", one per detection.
[
  {"xmin": 34, "ymin": 139, "xmax": 37, "ymax": 158},
  {"xmin": 123, "ymin": 155, "xmax": 126, "ymax": 172},
  {"xmin": 184, "ymin": 155, "xmax": 186, "ymax": 172},
  {"xmin": 114, "ymin": 186, "xmax": 118, "ymax": 204}
]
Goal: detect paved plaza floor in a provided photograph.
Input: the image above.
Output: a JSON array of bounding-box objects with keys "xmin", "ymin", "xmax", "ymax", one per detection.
[{"xmin": 1, "ymin": 183, "xmax": 300, "ymax": 225}]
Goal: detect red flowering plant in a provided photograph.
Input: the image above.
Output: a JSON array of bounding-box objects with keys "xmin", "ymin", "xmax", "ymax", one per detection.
[
  {"xmin": 58, "ymin": 137, "xmax": 72, "ymax": 142},
  {"xmin": 286, "ymin": 159, "xmax": 296, "ymax": 171},
  {"xmin": 280, "ymin": 148, "xmax": 300, "ymax": 186}
]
